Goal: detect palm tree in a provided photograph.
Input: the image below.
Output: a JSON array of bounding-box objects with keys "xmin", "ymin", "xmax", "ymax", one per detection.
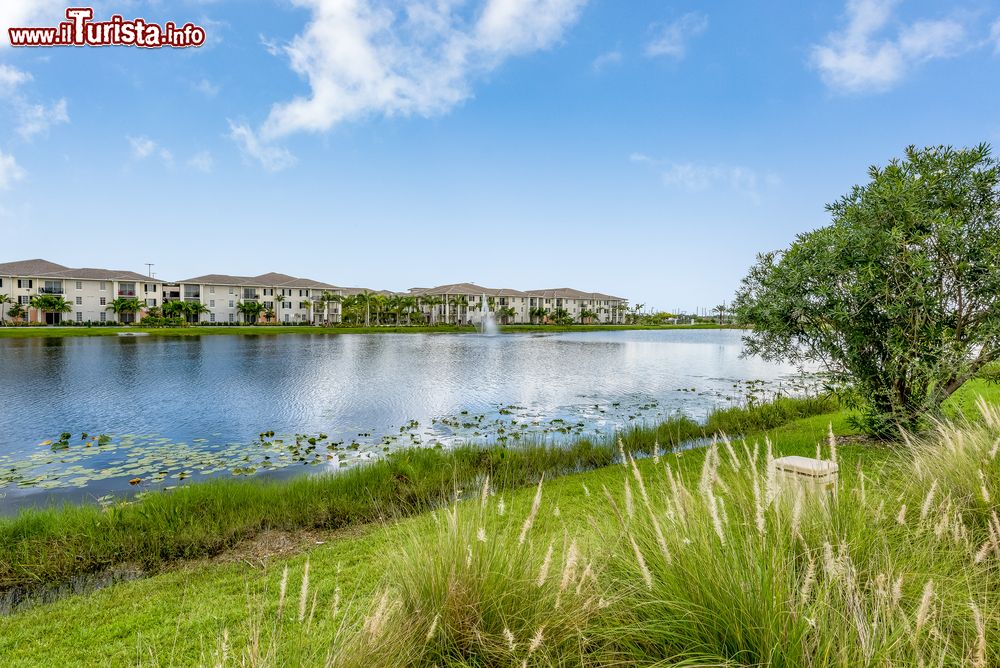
[
  {"xmin": 420, "ymin": 295, "xmax": 442, "ymax": 325},
  {"xmin": 318, "ymin": 291, "xmax": 342, "ymax": 324},
  {"xmin": 551, "ymin": 307, "xmax": 571, "ymax": 325},
  {"xmin": 163, "ymin": 300, "xmax": 186, "ymax": 318},
  {"xmin": 357, "ymin": 291, "xmax": 373, "ymax": 327},
  {"xmin": 714, "ymin": 303, "xmax": 727, "ymax": 325},
  {"xmin": 105, "ymin": 297, "xmax": 143, "ymax": 325},
  {"xmin": 183, "ymin": 301, "xmax": 209, "ymax": 323},
  {"xmin": 529, "ymin": 306, "xmax": 549, "ymax": 324},
  {"xmin": 236, "ymin": 300, "xmax": 265, "ymax": 324},
  {"xmin": 498, "ymin": 305, "xmax": 517, "ymax": 325},
  {"xmin": 578, "ymin": 308, "xmax": 598, "ymax": 324},
  {"xmin": 30, "ymin": 294, "xmax": 73, "ymax": 325},
  {"xmin": 449, "ymin": 295, "xmax": 468, "ymax": 325},
  {"xmin": 0, "ymin": 294, "xmax": 10, "ymax": 325},
  {"xmin": 300, "ymin": 299, "xmax": 312, "ymax": 324}
]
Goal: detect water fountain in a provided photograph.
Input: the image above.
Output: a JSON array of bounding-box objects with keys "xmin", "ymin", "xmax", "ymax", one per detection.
[{"xmin": 479, "ymin": 293, "xmax": 499, "ymax": 336}]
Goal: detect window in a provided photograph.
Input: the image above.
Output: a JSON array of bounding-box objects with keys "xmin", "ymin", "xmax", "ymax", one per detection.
[
  {"xmin": 299, "ymin": 302, "xmax": 308, "ymax": 310},
  {"xmin": 228, "ymin": 300, "xmax": 234, "ymax": 308},
  {"xmin": 18, "ymin": 296, "xmax": 29, "ymax": 304},
  {"xmin": 264, "ymin": 301, "xmax": 274, "ymax": 309},
  {"xmin": 228, "ymin": 313, "xmax": 234, "ymax": 323},
  {"xmin": 283, "ymin": 301, "xmax": 291, "ymax": 309},
  {"xmin": 42, "ymin": 280, "xmax": 63, "ymax": 294},
  {"xmin": 99, "ymin": 297, "xmax": 106, "ymax": 306},
  {"xmin": 75, "ymin": 296, "xmax": 82, "ymax": 305},
  {"xmin": 17, "ymin": 279, "xmax": 32, "ymax": 289},
  {"xmin": 0, "ymin": 278, "xmax": 3, "ymax": 287},
  {"xmin": 210, "ymin": 286, "xmax": 215, "ymax": 294},
  {"xmin": 100, "ymin": 312, "xmax": 106, "ymax": 322},
  {"xmin": 210, "ymin": 313, "xmax": 216, "ymax": 323},
  {"xmin": 146, "ymin": 298, "xmax": 156, "ymax": 307},
  {"xmin": 76, "ymin": 312, "xmax": 82, "ymax": 322},
  {"xmin": 144, "ymin": 284, "xmax": 156, "ymax": 293},
  {"xmin": 209, "ymin": 300, "xmax": 215, "ymax": 308},
  {"xmin": 76, "ymin": 281, "xmax": 82, "ymax": 290},
  {"xmin": 284, "ymin": 314, "xmax": 290, "ymax": 323},
  {"xmin": 228, "ymin": 287, "xmax": 234, "ymax": 295},
  {"xmin": 99, "ymin": 281, "xmax": 106, "ymax": 291}
]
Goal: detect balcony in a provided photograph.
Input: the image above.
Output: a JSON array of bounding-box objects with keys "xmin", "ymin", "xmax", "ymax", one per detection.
[
  {"xmin": 242, "ymin": 293, "xmax": 260, "ymax": 301},
  {"xmin": 183, "ymin": 296, "xmax": 201, "ymax": 302},
  {"xmin": 117, "ymin": 291, "xmax": 136, "ymax": 297},
  {"xmin": 37, "ymin": 288, "xmax": 64, "ymax": 295}
]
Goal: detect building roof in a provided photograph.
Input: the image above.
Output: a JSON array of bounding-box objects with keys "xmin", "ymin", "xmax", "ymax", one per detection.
[
  {"xmin": 525, "ymin": 288, "xmax": 627, "ymax": 301},
  {"xmin": 177, "ymin": 272, "xmax": 339, "ymax": 290},
  {"xmin": 0, "ymin": 258, "xmax": 153, "ymax": 282},
  {"xmin": 411, "ymin": 282, "xmax": 529, "ymax": 297}
]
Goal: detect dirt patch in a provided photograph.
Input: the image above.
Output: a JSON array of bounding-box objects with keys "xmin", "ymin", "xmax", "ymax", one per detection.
[{"xmin": 207, "ymin": 522, "xmax": 385, "ymax": 569}]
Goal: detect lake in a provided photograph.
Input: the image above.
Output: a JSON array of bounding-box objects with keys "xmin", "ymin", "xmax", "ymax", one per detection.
[{"xmin": 0, "ymin": 329, "xmax": 808, "ymax": 510}]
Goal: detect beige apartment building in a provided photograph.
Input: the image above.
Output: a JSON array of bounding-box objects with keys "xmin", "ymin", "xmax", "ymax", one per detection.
[
  {"xmin": 407, "ymin": 283, "xmax": 628, "ymax": 325},
  {"xmin": 0, "ymin": 259, "xmax": 629, "ymax": 326},
  {"xmin": 0, "ymin": 259, "xmax": 161, "ymax": 324},
  {"xmin": 170, "ymin": 272, "xmax": 343, "ymax": 324}
]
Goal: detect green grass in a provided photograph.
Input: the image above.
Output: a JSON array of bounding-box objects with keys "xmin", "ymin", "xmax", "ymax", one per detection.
[
  {"xmin": 0, "ymin": 323, "xmax": 731, "ymax": 339},
  {"xmin": 0, "ymin": 409, "xmax": 854, "ymax": 666}
]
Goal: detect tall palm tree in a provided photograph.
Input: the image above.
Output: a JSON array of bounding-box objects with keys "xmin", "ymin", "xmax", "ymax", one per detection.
[
  {"xmin": 0, "ymin": 293, "xmax": 10, "ymax": 325},
  {"xmin": 105, "ymin": 297, "xmax": 143, "ymax": 325},
  {"xmin": 163, "ymin": 300, "xmax": 186, "ymax": 318},
  {"xmin": 420, "ymin": 295, "xmax": 442, "ymax": 325},
  {"xmin": 498, "ymin": 305, "xmax": 517, "ymax": 325},
  {"xmin": 399, "ymin": 296, "xmax": 418, "ymax": 325},
  {"xmin": 449, "ymin": 294, "xmax": 468, "ymax": 325},
  {"xmin": 714, "ymin": 303, "xmax": 727, "ymax": 325},
  {"xmin": 318, "ymin": 291, "xmax": 342, "ymax": 324},
  {"xmin": 578, "ymin": 308, "xmax": 598, "ymax": 324},
  {"xmin": 356, "ymin": 291, "xmax": 373, "ymax": 327},
  {"xmin": 370, "ymin": 294, "xmax": 389, "ymax": 325}
]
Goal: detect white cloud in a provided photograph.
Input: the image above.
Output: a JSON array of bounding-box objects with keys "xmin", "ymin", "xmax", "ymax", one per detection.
[
  {"xmin": 128, "ymin": 135, "xmax": 174, "ymax": 166},
  {"xmin": 0, "ymin": 64, "xmax": 31, "ymax": 92},
  {"xmin": 645, "ymin": 12, "xmax": 708, "ymax": 59},
  {"xmin": 632, "ymin": 153, "xmax": 780, "ymax": 202},
  {"xmin": 0, "ymin": 147, "xmax": 24, "ymax": 188},
  {"xmin": 193, "ymin": 78, "xmax": 220, "ymax": 97},
  {"xmin": 187, "ymin": 150, "xmax": 214, "ymax": 173},
  {"xmin": 989, "ymin": 17, "xmax": 1000, "ymax": 53},
  {"xmin": 129, "ymin": 135, "xmax": 157, "ymax": 159},
  {"xmin": 810, "ymin": 0, "xmax": 966, "ymax": 93},
  {"xmin": 16, "ymin": 97, "xmax": 68, "ymax": 139},
  {"xmin": 591, "ymin": 49, "xmax": 621, "ymax": 72},
  {"xmin": 229, "ymin": 121, "xmax": 297, "ymax": 172},
  {"xmin": 238, "ymin": 0, "xmax": 586, "ymax": 169}
]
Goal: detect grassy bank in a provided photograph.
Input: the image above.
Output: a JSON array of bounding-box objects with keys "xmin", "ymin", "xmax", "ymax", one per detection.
[
  {"xmin": 2, "ymin": 396, "xmax": 998, "ymax": 665},
  {"xmin": 0, "ymin": 323, "xmax": 732, "ymax": 339},
  {"xmin": 0, "ymin": 408, "xmax": 854, "ymax": 665},
  {"xmin": 0, "ymin": 395, "xmax": 834, "ymax": 595}
]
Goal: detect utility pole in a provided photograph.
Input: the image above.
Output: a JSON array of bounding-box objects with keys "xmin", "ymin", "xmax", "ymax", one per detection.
[{"xmin": 145, "ymin": 263, "xmax": 154, "ymax": 277}]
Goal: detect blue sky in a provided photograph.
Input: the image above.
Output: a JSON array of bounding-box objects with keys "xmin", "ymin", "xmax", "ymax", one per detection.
[{"xmin": 1, "ymin": 0, "xmax": 999, "ymax": 311}]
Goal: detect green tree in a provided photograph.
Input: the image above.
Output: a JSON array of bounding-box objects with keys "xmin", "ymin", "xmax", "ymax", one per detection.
[
  {"xmin": 551, "ymin": 307, "xmax": 572, "ymax": 325},
  {"xmin": 448, "ymin": 295, "xmax": 468, "ymax": 325},
  {"xmin": 7, "ymin": 302, "xmax": 25, "ymax": 323},
  {"xmin": 236, "ymin": 300, "xmax": 265, "ymax": 324},
  {"xmin": 105, "ymin": 297, "xmax": 143, "ymax": 324},
  {"xmin": 529, "ymin": 306, "xmax": 549, "ymax": 324},
  {"xmin": 31, "ymin": 294, "xmax": 73, "ymax": 324},
  {"xmin": 183, "ymin": 301, "xmax": 209, "ymax": 323},
  {"xmin": 498, "ymin": 305, "xmax": 517, "ymax": 324},
  {"xmin": 734, "ymin": 144, "xmax": 1000, "ymax": 435},
  {"xmin": 578, "ymin": 308, "xmax": 598, "ymax": 324},
  {"xmin": 420, "ymin": 295, "xmax": 442, "ymax": 325},
  {"xmin": 0, "ymin": 294, "xmax": 10, "ymax": 325}
]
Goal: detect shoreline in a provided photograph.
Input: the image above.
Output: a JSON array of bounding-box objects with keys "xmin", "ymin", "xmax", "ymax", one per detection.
[{"xmin": 0, "ymin": 323, "xmax": 737, "ymax": 339}]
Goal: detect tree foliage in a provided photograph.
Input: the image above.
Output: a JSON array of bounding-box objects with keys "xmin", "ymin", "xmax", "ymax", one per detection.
[{"xmin": 734, "ymin": 145, "xmax": 1000, "ymax": 434}]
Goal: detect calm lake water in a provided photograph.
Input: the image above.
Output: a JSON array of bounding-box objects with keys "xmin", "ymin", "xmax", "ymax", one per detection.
[{"xmin": 0, "ymin": 329, "xmax": 808, "ymax": 509}]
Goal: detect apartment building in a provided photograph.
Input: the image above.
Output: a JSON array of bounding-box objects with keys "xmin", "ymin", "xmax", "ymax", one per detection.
[
  {"xmin": 0, "ymin": 258, "xmax": 630, "ymax": 326},
  {"xmin": 408, "ymin": 283, "xmax": 628, "ymax": 324},
  {"xmin": 524, "ymin": 288, "xmax": 628, "ymax": 324},
  {"xmin": 171, "ymin": 272, "xmax": 342, "ymax": 324},
  {"xmin": 0, "ymin": 259, "xmax": 161, "ymax": 324}
]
